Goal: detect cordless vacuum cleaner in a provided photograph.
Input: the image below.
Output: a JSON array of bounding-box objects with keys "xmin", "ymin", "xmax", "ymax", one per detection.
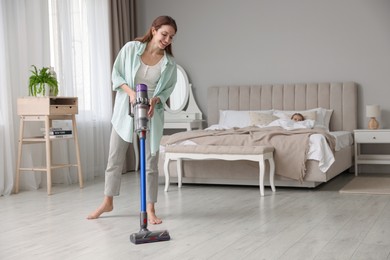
[{"xmin": 129, "ymin": 83, "xmax": 171, "ymax": 245}]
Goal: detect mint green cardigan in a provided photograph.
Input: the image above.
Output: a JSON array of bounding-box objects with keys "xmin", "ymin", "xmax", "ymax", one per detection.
[{"xmin": 111, "ymin": 41, "xmax": 177, "ymax": 154}]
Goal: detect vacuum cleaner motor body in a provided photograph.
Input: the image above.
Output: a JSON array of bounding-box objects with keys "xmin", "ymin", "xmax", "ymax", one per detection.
[{"xmin": 133, "ymin": 83, "xmax": 149, "ymax": 133}]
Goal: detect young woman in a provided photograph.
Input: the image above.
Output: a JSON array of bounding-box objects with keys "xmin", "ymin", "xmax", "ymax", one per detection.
[{"xmin": 87, "ymin": 16, "xmax": 178, "ymax": 224}]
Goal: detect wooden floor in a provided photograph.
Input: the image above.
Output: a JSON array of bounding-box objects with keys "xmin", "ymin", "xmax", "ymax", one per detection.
[{"xmin": 1, "ymin": 171, "xmax": 390, "ymax": 260}]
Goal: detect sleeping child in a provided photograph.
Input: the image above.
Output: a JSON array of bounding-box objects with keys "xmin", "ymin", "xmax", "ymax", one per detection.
[
  {"xmin": 268, "ymin": 112, "xmax": 314, "ymax": 130},
  {"xmin": 291, "ymin": 113, "xmax": 304, "ymax": 122}
]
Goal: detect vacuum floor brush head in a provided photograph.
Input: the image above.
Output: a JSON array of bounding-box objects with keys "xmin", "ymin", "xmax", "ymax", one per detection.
[{"xmin": 130, "ymin": 230, "xmax": 170, "ymax": 244}]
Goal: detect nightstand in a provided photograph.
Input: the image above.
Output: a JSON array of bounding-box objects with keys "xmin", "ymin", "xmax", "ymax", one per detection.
[
  {"xmin": 354, "ymin": 129, "xmax": 390, "ymax": 176},
  {"xmin": 16, "ymin": 97, "xmax": 83, "ymax": 195}
]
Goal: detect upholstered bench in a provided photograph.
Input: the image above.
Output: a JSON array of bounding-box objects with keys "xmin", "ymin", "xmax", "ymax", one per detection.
[{"xmin": 163, "ymin": 145, "xmax": 275, "ymax": 196}]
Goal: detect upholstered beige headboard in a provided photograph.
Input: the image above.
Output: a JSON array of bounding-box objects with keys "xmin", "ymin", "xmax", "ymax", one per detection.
[{"xmin": 207, "ymin": 82, "xmax": 357, "ymax": 132}]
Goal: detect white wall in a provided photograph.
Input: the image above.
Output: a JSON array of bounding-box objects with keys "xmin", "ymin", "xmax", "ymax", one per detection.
[{"xmin": 137, "ymin": 0, "xmax": 390, "ymax": 130}]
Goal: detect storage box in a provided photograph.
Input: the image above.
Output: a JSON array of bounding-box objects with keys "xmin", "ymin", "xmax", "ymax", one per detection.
[{"xmin": 17, "ymin": 97, "xmax": 78, "ymax": 115}]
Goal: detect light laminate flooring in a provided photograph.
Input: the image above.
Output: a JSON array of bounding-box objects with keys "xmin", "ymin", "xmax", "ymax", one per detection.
[{"xmin": 1, "ymin": 172, "xmax": 390, "ymax": 260}]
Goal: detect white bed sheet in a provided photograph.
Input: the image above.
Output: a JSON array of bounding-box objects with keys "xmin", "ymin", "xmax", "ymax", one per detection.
[{"xmin": 308, "ymin": 131, "xmax": 353, "ymax": 172}]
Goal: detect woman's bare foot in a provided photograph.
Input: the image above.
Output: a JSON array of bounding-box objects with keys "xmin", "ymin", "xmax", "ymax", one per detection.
[
  {"xmin": 147, "ymin": 202, "xmax": 162, "ymax": 225},
  {"xmin": 87, "ymin": 196, "xmax": 113, "ymax": 219}
]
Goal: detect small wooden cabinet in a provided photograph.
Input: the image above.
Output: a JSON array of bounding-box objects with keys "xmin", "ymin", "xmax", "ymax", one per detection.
[
  {"xmin": 16, "ymin": 97, "xmax": 83, "ymax": 195},
  {"xmin": 354, "ymin": 129, "xmax": 390, "ymax": 176},
  {"xmin": 17, "ymin": 96, "xmax": 78, "ymax": 115}
]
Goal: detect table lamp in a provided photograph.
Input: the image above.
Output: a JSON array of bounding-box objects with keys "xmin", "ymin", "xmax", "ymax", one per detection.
[{"xmin": 366, "ymin": 104, "xmax": 380, "ymax": 129}]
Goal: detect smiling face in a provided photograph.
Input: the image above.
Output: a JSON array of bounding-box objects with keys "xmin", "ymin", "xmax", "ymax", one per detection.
[{"xmin": 152, "ymin": 25, "xmax": 176, "ymax": 50}]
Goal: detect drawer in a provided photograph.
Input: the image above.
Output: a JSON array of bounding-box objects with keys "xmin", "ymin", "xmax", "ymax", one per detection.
[
  {"xmin": 355, "ymin": 131, "xmax": 390, "ymax": 143},
  {"xmin": 49, "ymin": 105, "xmax": 78, "ymax": 115}
]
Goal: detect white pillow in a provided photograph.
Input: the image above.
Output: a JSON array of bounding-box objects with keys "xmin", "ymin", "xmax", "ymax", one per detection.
[
  {"xmin": 312, "ymin": 108, "xmax": 333, "ymax": 130},
  {"xmin": 249, "ymin": 112, "xmax": 279, "ymax": 126},
  {"xmin": 219, "ymin": 110, "xmax": 273, "ymax": 128},
  {"xmin": 323, "ymin": 109, "xmax": 334, "ymax": 129}
]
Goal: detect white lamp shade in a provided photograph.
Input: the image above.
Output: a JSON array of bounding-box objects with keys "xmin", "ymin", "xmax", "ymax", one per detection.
[{"xmin": 366, "ymin": 105, "xmax": 380, "ymax": 118}]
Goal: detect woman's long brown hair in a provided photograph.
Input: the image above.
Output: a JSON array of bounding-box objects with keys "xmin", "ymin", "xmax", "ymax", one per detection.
[{"xmin": 135, "ymin": 16, "xmax": 177, "ymax": 56}]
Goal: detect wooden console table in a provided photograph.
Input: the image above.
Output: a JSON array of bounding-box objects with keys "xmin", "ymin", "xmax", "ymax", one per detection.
[{"xmin": 15, "ymin": 97, "xmax": 83, "ymax": 195}]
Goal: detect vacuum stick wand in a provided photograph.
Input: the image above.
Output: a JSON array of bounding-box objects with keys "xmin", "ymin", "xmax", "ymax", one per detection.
[{"xmin": 129, "ymin": 83, "xmax": 171, "ymax": 244}]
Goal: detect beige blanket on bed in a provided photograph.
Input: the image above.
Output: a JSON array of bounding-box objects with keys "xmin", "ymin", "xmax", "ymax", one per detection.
[{"xmin": 162, "ymin": 126, "xmax": 336, "ymax": 182}]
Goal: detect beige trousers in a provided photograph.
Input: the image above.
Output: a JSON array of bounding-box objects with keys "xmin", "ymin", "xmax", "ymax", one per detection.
[{"xmin": 104, "ymin": 128, "xmax": 159, "ymax": 203}]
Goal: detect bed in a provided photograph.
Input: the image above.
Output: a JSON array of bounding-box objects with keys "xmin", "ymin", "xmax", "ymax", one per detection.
[{"xmin": 158, "ymin": 82, "xmax": 357, "ymax": 188}]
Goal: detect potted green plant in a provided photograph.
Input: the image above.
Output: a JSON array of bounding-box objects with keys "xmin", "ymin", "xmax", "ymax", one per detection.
[{"xmin": 28, "ymin": 65, "xmax": 59, "ymax": 96}]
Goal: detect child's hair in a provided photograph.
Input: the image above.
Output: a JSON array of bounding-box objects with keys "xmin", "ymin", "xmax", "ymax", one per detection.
[{"xmin": 291, "ymin": 113, "xmax": 304, "ymax": 121}]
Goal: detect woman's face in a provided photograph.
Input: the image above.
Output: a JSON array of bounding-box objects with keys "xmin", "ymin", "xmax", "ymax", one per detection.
[{"xmin": 152, "ymin": 25, "xmax": 176, "ymax": 50}]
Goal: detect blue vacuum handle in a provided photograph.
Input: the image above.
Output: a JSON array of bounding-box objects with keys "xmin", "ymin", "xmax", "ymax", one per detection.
[{"xmin": 139, "ymin": 133, "xmax": 147, "ymax": 214}]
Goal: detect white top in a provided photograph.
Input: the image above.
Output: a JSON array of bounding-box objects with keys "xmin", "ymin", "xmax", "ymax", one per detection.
[{"xmin": 135, "ymin": 58, "xmax": 163, "ymax": 98}]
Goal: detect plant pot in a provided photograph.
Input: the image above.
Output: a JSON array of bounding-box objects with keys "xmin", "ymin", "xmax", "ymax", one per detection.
[
  {"xmin": 44, "ymin": 84, "xmax": 51, "ymax": 96},
  {"xmin": 35, "ymin": 84, "xmax": 50, "ymax": 97}
]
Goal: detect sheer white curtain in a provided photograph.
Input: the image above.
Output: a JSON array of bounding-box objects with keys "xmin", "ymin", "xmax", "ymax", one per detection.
[
  {"xmin": 0, "ymin": 1, "xmax": 14, "ymax": 196},
  {"xmin": 0, "ymin": 0, "xmax": 111, "ymax": 195},
  {"xmin": 1, "ymin": 0, "xmax": 51, "ymax": 195},
  {"xmin": 48, "ymin": 0, "xmax": 112, "ymax": 184}
]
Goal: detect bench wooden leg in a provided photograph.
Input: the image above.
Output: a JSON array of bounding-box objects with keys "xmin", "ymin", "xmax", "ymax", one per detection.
[
  {"xmin": 177, "ymin": 158, "xmax": 182, "ymax": 188},
  {"xmin": 259, "ymin": 159, "xmax": 265, "ymax": 196},
  {"xmin": 259, "ymin": 153, "xmax": 276, "ymax": 196},
  {"xmin": 164, "ymin": 156, "xmax": 183, "ymax": 191},
  {"xmin": 268, "ymin": 157, "xmax": 276, "ymax": 192}
]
